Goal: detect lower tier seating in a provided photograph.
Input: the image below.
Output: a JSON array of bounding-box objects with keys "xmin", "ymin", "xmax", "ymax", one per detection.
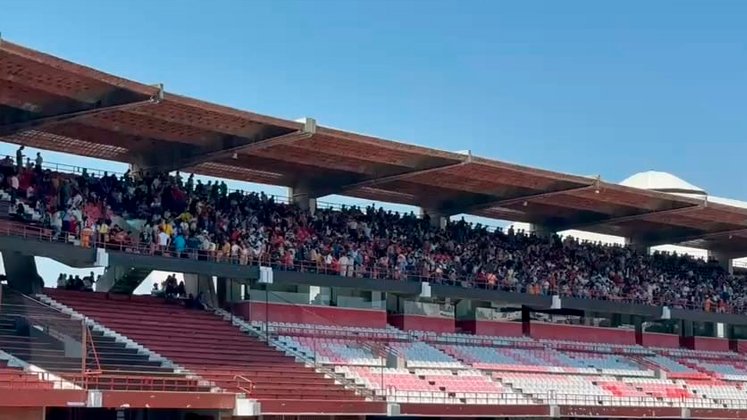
[
  {"xmin": 29, "ymin": 292, "xmax": 747, "ymax": 408},
  {"xmin": 1, "ymin": 287, "xmax": 201, "ymax": 391},
  {"xmin": 0, "ymin": 360, "xmax": 54, "ymax": 390},
  {"xmin": 262, "ymin": 320, "xmax": 747, "ymax": 407},
  {"xmin": 43, "ymin": 289, "xmax": 363, "ymax": 401}
]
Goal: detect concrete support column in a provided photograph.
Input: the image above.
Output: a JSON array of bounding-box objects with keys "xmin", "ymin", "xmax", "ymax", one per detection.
[
  {"xmin": 521, "ymin": 306, "xmax": 531, "ymax": 336},
  {"xmin": 610, "ymin": 313, "xmax": 623, "ymax": 328},
  {"xmin": 529, "ymin": 223, "xmax": 555, "ymax": 238},
  {"xmin": 288, "ymin": 186, "xmax": 317, "ymax": 214},
  {"xmin": 129, "ymin": 161, "xmax": 160, "ymax": 179},
  {"xmin": 709, "ymin": 250, "xmax": 735, "ymax": 275},
  {"xmin": 216, "ymin": 277, "xmax": 241, "ymax": 308},
  {"xmin": 716, "ymin": 322, "xmax": 726, "ymax": 338},
  {"xmin": 184, "ymin": 273, "xmax": 217, "ymax": 308},
  {"xmin": 96, "ymin": 265, "xmax": 126, "ymax": 292},
  {"xmin": 421, "ymin": 208, "xmax": 448, "ymax": 229},
  {"xmin": 298, "ymin": 284, "xmax": 331, "ymax": 304},
  {"xmin": 455, "ymin": 299, "xmax": 479, "ymax": 320},
  {"xmin": 128, "ymin": 163, "xmax": 144, "ymax": 179},
  {"xmin": 680, "ymin": 320, "xmax": 695, "ymax": 337},
  {"xmin": 370, "ymin": 290, "xmax": 384, "ymax": 309},
  {"xmin": 634, "ymin": 317, "xmax": 644, "ymax": 345},
  {"xmin": 2, "ymin": 252, "xmax": 43, "ymax": 294},
  {"xmin": 625, "ymin": 237, "xmax": 651, "ymax": 255}
]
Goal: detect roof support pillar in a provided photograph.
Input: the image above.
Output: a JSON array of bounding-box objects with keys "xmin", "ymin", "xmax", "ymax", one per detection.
[
  {"xmin": 625, "ymin": 237, "xmax": 651, "ymax": 255},
  {"xmin": 289, "ymin": 186, "xmax": 317, "ymax": 215},
  {"xmin": 297, "ymin": 284, "xmax": 332, "ymax": 305},
  {"xmin": 421, "ymin": 208, "xmax": 449, "ymax": 230},
  {"xmin": 529, "ymin": 224, "xmax": 555, "ymax": 238},
  {"xmin": 216, "ymin": 277, "xmax": 242, "ymax": 307},
  {"xmin": 680, "ymin": 320, "xmax": 695, "ymax": 345},
  {"xmin": 709, "ymin": 250, "xmax": 735, "ymax": 275},
  {"xmin": 183, "ymin": 273, "xmax": 217, "ymax": 308}
]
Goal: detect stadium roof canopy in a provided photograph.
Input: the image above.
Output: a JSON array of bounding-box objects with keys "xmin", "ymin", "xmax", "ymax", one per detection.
[{"xmin": 2, "ymin": 40, "xmax": 747, "ymax": 255}]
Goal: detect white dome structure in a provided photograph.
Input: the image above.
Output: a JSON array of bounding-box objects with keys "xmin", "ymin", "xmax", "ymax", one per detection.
[
  {"xmin": 503, "ymin": 169, "xmax": 747, "ymax": 269},
  {"xmin": 620, "ymin": 171, "xmax": 706, "ymax": 198}
]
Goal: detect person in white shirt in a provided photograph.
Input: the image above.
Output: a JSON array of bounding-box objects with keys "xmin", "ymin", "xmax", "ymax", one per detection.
[
  {"xmin": 51, "ymin": 210, "xmax": 63, "ymax": 237},
  {"xmin": 10, "ymin": 174, "xmax": 19, "ymax": 199},
  {"xmin": 158, "ymin": 229, "xmax": 170, "ymax": 254},
  {"xmin": 339, "ymin": 254, "xmax": 350, "ymax": 277},
  {"xmin": 230, "ymin": 242, "xmax": 241, "ymax": 262},
  {"xmin": 71, "ymin": 193, "xmax": 83, "ymax": 209}
]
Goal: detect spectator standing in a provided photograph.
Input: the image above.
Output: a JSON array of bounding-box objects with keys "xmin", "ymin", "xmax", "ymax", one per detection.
[
  {"xmin": 174, "ymin": 231, "xmax": 186, "ymax": 257},
  {"xmin": 15, "ymin": 146, "xmax": 24, "ymax": 170},
  {"xmin": 9, "ymin": 173, "xmax": 19, "ymax": 200},
  {"xmin": 82, "ymin": 271, "xmax": 95, "ymax": 292},
  {"xmin": 158, "ymin": 228, "xmax": 171, "ymax": 255},
  {"xmin": 56, "ymin": 274, "xmax": 67, "ymax": 289}
]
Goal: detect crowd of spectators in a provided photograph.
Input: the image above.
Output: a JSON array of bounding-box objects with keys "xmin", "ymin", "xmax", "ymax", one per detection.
[
  {"xmin": 150, "ymin": 274, "xmax": 209, "ymax": 310},
  {"xmin": 151, "ymin": 274, "xmax": 185, "ymax": 298},
  {"xmin": 2, "ymin": 147, "xmax": 746, "ymax": 314},
  {"xmin": 56, "ymin": 271, "xmax": 98, "ymax": 292}
]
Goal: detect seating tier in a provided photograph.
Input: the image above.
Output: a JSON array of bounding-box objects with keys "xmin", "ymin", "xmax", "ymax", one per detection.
[{"xmin": 44, "ymin": 290, "xmax": 361, "ymax": 401}]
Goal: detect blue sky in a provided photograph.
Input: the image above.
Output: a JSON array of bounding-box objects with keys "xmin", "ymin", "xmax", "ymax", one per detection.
[{"xmin": 2, "ymin": 1, "xmax": 747, "ymax": 287}]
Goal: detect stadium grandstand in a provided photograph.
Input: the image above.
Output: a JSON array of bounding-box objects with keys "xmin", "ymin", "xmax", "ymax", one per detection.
[{"xmin": 5, "ymin": 38, "xmax": 747, "ymax": 420}]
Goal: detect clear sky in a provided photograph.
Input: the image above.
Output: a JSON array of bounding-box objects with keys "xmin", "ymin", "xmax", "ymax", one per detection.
[{"xmin": 2, "ymin": 1, "xmax": 747, "ymax": 288}]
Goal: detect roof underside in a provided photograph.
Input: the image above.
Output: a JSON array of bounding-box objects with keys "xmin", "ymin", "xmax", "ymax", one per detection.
[{"xmin": 2, "ymin": 40, "xmax": 747, "ymax": 255}]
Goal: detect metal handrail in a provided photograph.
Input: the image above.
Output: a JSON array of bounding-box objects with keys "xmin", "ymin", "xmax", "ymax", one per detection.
[
  {"xmin": 233, "ymin": 374, "xmax": 254, "ymax": 395},
  {"xmin": 70, "ymin": 372, "xmax": 207, "ymax": 392},
  {"xmin": 376, "ymin": 388, "xmax": 747, "ymax": 407},
  {"xmin": 0, "ymin": 208, "xmax": 737, "ymax": 314}
]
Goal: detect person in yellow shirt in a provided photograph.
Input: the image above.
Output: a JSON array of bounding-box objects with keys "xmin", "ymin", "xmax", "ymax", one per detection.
[
  {"xmin": 98, "ymin": 222, "xmax": 109, "ymax": 245},
  {"xmin": 160, "ymin": 220, "xmax": 173, "ymax": 237},
  {"xmin": 178, "ymin": 211, "xmax": 192, "ymax": 222},
  {"xmin": 81, "ymin": 221, "xmax": 94, "ymax": 248}
]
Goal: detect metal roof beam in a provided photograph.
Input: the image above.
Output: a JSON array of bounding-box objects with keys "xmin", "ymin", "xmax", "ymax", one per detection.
[
  {"xmin": 306, "ymin": 153, "xmax": 471, "ymax": 198},
  {"xmin": 440, "ymin": 182, "xmax": 597, "ymax": 215},
  {"xmin": 0, "ymin": 85, "xmax": 162, "ymax": 137},
  {"xmin": 556, "ymin": 203, "xmax": 704, "ymax": 232},
  {"xmin": 135, "ymin": 118, "xmax": 317, "ymax": 174}
]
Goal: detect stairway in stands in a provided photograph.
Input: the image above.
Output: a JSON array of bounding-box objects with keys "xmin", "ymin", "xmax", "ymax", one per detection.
[
  {"xmin": 43, "ymin": 289, "xmax": 363, "ymax": 401},
  {"xmin": 1, "ymin": 287, "xmax": 201, "ymax": 390}
]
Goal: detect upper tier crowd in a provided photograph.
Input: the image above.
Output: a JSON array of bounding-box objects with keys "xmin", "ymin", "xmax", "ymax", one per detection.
[{"xmin": 1, "ymin": 147, "xmax": 745, "ymax": 313}]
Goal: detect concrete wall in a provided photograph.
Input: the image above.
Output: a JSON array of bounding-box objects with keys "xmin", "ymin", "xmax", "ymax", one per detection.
[
  {"xmin": 2, "ymin": 252, "xmax": 43, "ymax": 294},
  {"xmin": 233, "ymin": 301, "xmax": 387, "ymax": 328}
]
